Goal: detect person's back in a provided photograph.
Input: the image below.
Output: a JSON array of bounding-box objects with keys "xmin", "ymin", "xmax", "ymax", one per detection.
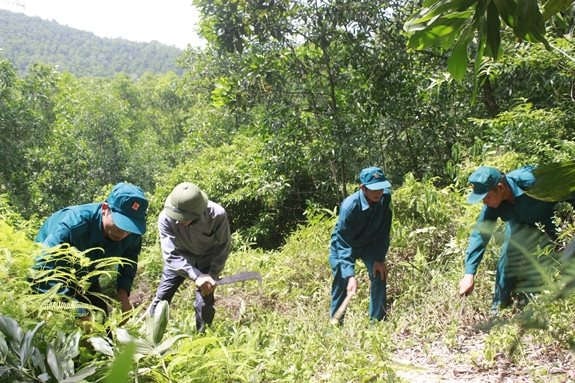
[
  {"xmin": 31, "ymin": 182, "xmax": 148, "ymax": 316},
  {"xmin": 460, "ymin": 165, "xmax": 562, "ymax": 311},
  {"xmin": 35, "ymin": 202, "xmax": 142, "ymax": 266},
  {"xmin": 480, "ymin": 166, "xmax": 556, "ymax": 235}
]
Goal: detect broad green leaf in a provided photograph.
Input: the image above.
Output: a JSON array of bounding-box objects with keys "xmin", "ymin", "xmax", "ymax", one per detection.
[
  {"xmin": 448, "ymin": 36, "xmax": 469, "ymax": 80},
  {"xmin": 155, "ymin": 334, "xmax": 192, "ymax": 356},
  {"xmin": 485, "ymin": 1, "xmax": 501, "ymax": 59},
  {"xmin": 115, "ymin": 328, "xmax": 133, "ymax": 344},
  {"xmin": 492, "ymin": 0, "xmax": 518, "ymax": 27},
  {"xmin": 416, "ymin": 0, "xmax": 477, "ymax": 21},
  {"xmin": 62, "ymin": 366, "xmax": 98, "ymax": 383},
  {"xmin": 0, "ymin": 334, "xmax": 8, "ymax": 356},
  {"xmin": 0, "ymin": 315, "xmax": 23, "ymax": 344},
  {"xmin": 103, "ymin": 342, "xmax": 135, "ymax": 383},
  {"xmin": 542, "ymin": 0, "xmax": 573, "ymax": 19},
  {"xmin": 467, "ymin": 0, "xmax": 489, "ymax": 97},
  {"xmin": 407, "ymin": 16, "xmax": 470, "ymax": 50},
  {"xmin": 517, "ymin": 0, "xmax": 547, "ymax": 43},
  {"xmin": 88, "ymin": 336, "xmax": 114, "ymax": 357},
  {"xmin": 46, "ymin": 347, "xmax": 63, "ymax": 382},
  {"xmin": 20, "ymin": 321, "xmax": 43, "ymax": 367},
  {"xmin": 527, "ymin": 161, "xmax": 575, "ymax": 201},
  {"xmin": 150, "ymin": 300, "xmax": 169, "ymax": 345}
]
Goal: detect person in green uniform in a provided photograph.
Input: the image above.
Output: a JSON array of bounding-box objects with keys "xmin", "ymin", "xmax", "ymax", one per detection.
[
  {"xmin": 459, "ymin": 165, "xmax": 561, "ymax": 311},
  {"xmin": 31, "ymin": 182, "xmax": 148, "ymax": 317},
  {"xmin": 329, "ymin": 166, "xmax": 393, "ymax": 323}
]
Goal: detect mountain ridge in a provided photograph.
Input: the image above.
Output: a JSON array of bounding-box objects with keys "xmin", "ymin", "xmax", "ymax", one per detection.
[{"xmin": 0, "ymin": 9, "xmax": 185, "ymax": 77}]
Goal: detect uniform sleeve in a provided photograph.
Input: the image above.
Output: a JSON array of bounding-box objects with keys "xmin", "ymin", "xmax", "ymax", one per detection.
[
  {"xmin": 208, "ymin": 214, "xmax": 231, "ymax": 277},
  {"xmin": 331, "ymin": 204, "xmax": 358, "ymax": 279},
  {"xmin": 36, "ymin": 220, "xmax": 74, "ymax": 248},
  {"xmin": 34, "ymin": 216, "xmax": 79, "ymax": 268},
  {"xmin": 116, "ymin": 237, "xmax": 141, "ymax": 293},
  {"xmin": 464, "ymin": 206, "xmax": 497, "ymax": 274},
  {"xmin": 158, "ymin": 216, "xmax": 200, "ymax": 280}
]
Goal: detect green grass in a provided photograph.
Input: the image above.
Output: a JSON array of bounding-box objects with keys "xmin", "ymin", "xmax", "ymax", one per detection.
[{"xmin": 1, "ymin": 175, "xmax": 574, "ymax": 382}]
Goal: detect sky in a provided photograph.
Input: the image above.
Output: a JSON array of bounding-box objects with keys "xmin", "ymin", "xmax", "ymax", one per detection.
[{"xmin": 0, "ymin": 0, "xmax": 205, "ymax": 49}]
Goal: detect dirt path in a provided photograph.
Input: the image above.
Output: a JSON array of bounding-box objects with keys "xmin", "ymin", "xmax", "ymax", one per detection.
[{"xmin": 390, "ymin": 327, "xmax": 575, "ymax": 383}]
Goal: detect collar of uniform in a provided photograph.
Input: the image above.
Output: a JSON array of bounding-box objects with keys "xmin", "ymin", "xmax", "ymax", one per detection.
[
  {"xmin": 505, "ymin": 176, "xmax": 524, "ymax": 198},
  {"xmin": 359, "ymin": 189, "xmax": 371, "ymax": 211},
  {"xmin": 506, "ymin": 166, "xmax": 537, "ymax": 198}
]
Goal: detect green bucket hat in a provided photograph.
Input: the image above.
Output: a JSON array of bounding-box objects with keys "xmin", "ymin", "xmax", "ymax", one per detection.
[{"xmin": 164, "ymin": 182, "xmax": 208, "ymax": 221}]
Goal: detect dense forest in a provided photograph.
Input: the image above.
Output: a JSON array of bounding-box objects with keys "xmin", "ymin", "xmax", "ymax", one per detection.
[
  {"xmin": 1, "ymin": 0, "xmax": 575, "ymax": 382},
  {"xmin": 0, "ymin": 9, "xmax": 183, "ymax": 77}
]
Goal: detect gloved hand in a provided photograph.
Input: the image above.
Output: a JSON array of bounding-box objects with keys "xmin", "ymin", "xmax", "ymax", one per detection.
[{"xmin": 195, "ymin": 274, "xmax": 216, "ymax": 296}]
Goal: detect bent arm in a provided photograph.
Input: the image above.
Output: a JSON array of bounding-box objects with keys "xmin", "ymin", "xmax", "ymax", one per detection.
[{"xmin": 158, "ymin": 218, "xmax": 201, "ymax": 280}]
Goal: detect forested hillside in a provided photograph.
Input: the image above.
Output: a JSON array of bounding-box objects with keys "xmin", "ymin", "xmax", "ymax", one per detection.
[
  {"xmin": 1, "ymin": 0, "xmax": 575, "ymax": 382},
  {"xmin": 0, "ymin": 9, "xmax": 183, "ymax": 77}
]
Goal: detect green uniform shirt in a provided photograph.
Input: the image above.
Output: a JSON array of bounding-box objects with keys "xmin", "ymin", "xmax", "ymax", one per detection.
[
  {"xmin": 329, "ymin": 189, "xmax": 392, "ymax": 279},
  {"xmin": 464, "ymin": 166, "xmax": 557, "ymax": 275},
  {"xmin": 34, "ymin": 203, "xmax": 142, "ymax": 293}
]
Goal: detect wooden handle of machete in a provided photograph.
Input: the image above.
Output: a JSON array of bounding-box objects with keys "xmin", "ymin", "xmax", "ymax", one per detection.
[{"xmin": 330, "ymin": 292, "xmax": 355, "ymax": 324}]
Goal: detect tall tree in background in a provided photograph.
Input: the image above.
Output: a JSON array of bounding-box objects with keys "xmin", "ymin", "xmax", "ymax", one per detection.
[
  {"xmin": 0, "ymin": 61, "xmax": 58, "ymax": 212},
  {"xmin": 195, "ymin": 0, "xmax": 438, "ymax": 199},
  {"xmin": 192, "ymin": 0, "xmax": 481, "ymax": 198}
]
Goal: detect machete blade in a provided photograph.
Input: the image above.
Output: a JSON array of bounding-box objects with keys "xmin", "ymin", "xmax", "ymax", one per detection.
[{"xmin": 216, "ymin": 271, "xmax": 262, "ymax": 286}]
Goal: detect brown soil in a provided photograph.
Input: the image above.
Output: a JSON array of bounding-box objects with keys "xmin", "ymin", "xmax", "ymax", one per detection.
[{"xmin": 391, "ymin": 324, "xmax": 575, "ymax": 383}]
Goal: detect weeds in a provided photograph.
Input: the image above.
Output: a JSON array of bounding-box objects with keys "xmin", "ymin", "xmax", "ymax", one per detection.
[{"xmin": 0, "ymin": 166, "xmax": 574, "ymax": 382}]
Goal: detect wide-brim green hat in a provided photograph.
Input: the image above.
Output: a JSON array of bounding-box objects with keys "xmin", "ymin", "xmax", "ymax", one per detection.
[{"xmin": 164, "ymin": 182, "xmax": 208, "ymax": 221}]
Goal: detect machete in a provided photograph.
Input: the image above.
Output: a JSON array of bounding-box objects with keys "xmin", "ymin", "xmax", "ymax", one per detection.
[
  {"xmin": 216, "ymin": 271, "xmax": 262, "ymax": 286},
  {"xmin": 132, "ymin": 270, "xmax": 262, "ymax": 325},
  {"xmin": 330, "ymin": 291, "xmax": 355, "ymax": 324}
]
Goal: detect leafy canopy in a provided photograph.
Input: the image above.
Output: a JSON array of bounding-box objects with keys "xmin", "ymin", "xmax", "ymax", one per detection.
[{"xmin": 404, "ymin": 0, "xmax": 573, "ymax": 80}]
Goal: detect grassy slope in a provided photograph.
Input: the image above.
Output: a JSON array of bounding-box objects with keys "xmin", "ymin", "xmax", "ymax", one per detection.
[
  {"xmin": 1, "ymin": 175, "xmax": 574, "ymax": 382},
  {"xmin": 133, "ymin": 175, "xmax": 575, "ymax": 382}
]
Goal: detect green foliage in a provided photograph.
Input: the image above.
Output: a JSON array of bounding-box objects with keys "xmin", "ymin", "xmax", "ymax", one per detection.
[
  {"xmin": 147, "ymin": 300, "xmax": 169, "ymax": 345},
  {"xmin": 468, "ymin": 104, "xmax": 575, "ymax": 165},
  {"xmin": 89, "ymin": 300, "xmax": 190, "ymax": 382},
  {"xmin": 391, "ymin": 173, "xmax": 469, "ymax": 269},
  {"xmin": 492, "ymin": 38, "xmax": 575, "ymax": 110},
  {"xmin": 0, "ymin": 9, "xmax": 183, "ymax": 77},
  {"xmin": 30, "ymin": 245, "xmax": 137, "ymax": 316},
  {"xmin": 2, "ymin": 175, "xmax": 575, "ymax": 381},
  {"xmin": 404, "ymin": 0, "xmax": 569, "ymax": 81},
  {"xmin": 0, "ymin": 59, "xmax": 58, "ymax": 214},
  {"xmin": 103, "ymin": 341, "xmax": 135, "ymax": 383},
  {"xmin": 16, "ymin": 71, "xmax": 190, "ymax": 217},
  {"xmin": 159, "ymin": 207, "xmax": 399, "ymax": 382},
  {"xmin": 193, "ymin": 0, "xmax": 457, "ymax": 197},
  {"xmin": 0, "ymin": 194, "xmax": 37, "ymax": 238},
  {"xmin": 1, "ymin": 0, "xmax": 575, "ymax": 380},
  {"xmin": 528, "ymin": 160, "xmax": 575, "ymax": 201},
  {"xmin": 0, "ymin": 217, "xmax": 45, "ymax": 321},
  {"xmin": 0, "ymin": 315, "xmax": 97, "ymax": 382}
]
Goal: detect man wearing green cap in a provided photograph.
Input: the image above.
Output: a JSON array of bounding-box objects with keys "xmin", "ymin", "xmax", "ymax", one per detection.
[
  {"xmin": 31, "ymin": 182, "xmax": 149, "ymax": 316},
  {"xmin": 459, "ymin": 165, "xmax": 560, "ymax": 311},
  {"xmin": 329, "ymin": 166, "xmax": 393, "ymax": 323},
  {"xmin": 148, "ymin": 182, "xmax": 231, "ymax": 332}
]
